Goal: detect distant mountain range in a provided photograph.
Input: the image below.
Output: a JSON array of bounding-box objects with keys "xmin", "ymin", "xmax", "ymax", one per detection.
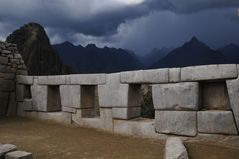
[
  {"xmin": 53, "ymin": 42, "xmax": 141, "ymax": 73},
  {"xmin": 5, "ymin": 23, "xmax": 239, "ymax": 75}
]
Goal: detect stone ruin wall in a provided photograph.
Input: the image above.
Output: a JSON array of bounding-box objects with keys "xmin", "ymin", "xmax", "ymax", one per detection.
[
  {"xmin": 0, "ymin": 41, "xmax": 27, "ymax": 118},
  {"xmin": 16, "ymin": 64, "xmax": 239, "ymax": 138},
  {"xmin": 1, "ymin": 41, "xmax": 239, "ymax": 138}
]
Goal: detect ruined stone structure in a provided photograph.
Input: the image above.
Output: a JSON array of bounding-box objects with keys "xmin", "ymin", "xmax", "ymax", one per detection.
[
  {"xmin": 15, "ymin": 64, "xmax": 239, "ymax": 138},
  {"xmin": 1, "ymin": 41, "xmax": 239, "ymax": 138},
  {"xmin": 0, "ymin": 41, "xmax": 27, "ymax": 118}
]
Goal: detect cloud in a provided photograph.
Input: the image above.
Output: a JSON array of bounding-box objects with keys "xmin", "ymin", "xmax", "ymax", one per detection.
[{"xmin": 0, "ymin": 0, "xmax": 239, "ymax": 38}]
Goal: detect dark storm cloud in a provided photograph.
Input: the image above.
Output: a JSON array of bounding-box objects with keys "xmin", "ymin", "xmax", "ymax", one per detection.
[
  {"xmin": 0, "ymin": 0, "xmax": 239, "ymax": 37},
  {"xmin": 147, "ymin": 0, "xmax": 239, "ymax": 13}
]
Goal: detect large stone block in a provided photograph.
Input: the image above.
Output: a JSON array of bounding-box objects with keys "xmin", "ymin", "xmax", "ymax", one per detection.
[
  {"xmin": 60, "ymin": 85, "xmax": 81, "ymax": 108},
  {"xmin": 169, "ymin": 68, "xmax": 181, "ymax": 83},
  {"xmin": 181, "ymin": 64, "xmax": 238, "ymax": 81},
  {"xmin": 155, "ymin": 111, "xmax": 197, "ymax": 136},
  {"xmin": 31, "ymin": 79, "xmax": 47, "ymax": 111},
  {"xmin": 165, "ymin": 137, "xmax": 188, "ymax": 159},
  {"xmin": 67, "ymin": 74, "xmax": 106, "ymax": 85},
  {"xmin": 16, "ymin": 75, "xmax": 33, "ymax": 85},
  {"xmin": 98, "ymin": 73, "xmax": 141, "ymax": 108},
  {"xmin": 120, "ymin": 68, "xmax": 169, "ymax": 84},
  {"xmin": 98, "ymin": 73, "xmax": 129, "ymax": 107},
  {"xmin": 5, "ymin": 151, "xmax": 33, "ymax": 159},
  {"xmin": 226, "ymin": 75, "xmax": 239, "ymax": 130},
  {"xmin": 152, "ymin": 82, "xmax": 200, "ymax": 110},
  {"xmin": 100, "ymin": 108, "xmax": 113, "ymax": 131},
  {"xmin": 112, "ymin": 107, "xmax": 141, "ymax": 120},
  {"xmin": 202, "ymin": 82, "xmax": 230, "ymax": 110},
  {"xmin": 197, "ymin": 111, "xmax": 238, "ymax": 135},
  {"xmin": 38, "ymin": 75, "xmax": 66, "ymax": 85}
]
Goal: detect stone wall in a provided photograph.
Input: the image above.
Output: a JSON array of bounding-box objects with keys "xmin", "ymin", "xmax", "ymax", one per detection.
[
  {"xmin": 0, "ymin": 41, "xmax": 27, "ymax": 118},
  {"xmin": 15, "ymin": 64, "xmax": 239, "ymax": 138}
]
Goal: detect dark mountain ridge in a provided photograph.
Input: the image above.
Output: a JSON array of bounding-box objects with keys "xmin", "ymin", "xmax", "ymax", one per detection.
[
  {"xmin": 152, "ymin": 37, "xmax": 228, "ymax": 68},
  {"xmin": 6, "ymin": 23, "xmax": 71, "ymax": 75},
  {"xmin": 54, "ymin": 42, "xmax": 142, "ymax": 73}
]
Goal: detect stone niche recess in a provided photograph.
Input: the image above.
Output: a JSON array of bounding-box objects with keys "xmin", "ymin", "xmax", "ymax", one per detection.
[
  {"xmin": 47, "ymin": 85, "xmax": 62, "ymax": 112},
  {"xmin": 201, "ymin": 81, "xmax": 231, "ymax": 110}
]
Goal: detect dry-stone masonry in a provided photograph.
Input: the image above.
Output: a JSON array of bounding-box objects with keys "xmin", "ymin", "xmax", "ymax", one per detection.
[
  {"xmin": 1, "ymin": 41, "xmax": 239, "ymax": 138},
  {"xmin": 0, "ymin": 41, "xmax": 27, "ymax": 118},
  {"xmin": 15, "ymin": 63, "xmax": 239, "ymax": 138}
]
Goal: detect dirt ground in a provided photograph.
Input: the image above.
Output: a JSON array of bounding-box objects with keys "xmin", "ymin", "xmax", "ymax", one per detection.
[{"xmin": 0, "ymin": 118, "xmax": 238, "ymax": 159}]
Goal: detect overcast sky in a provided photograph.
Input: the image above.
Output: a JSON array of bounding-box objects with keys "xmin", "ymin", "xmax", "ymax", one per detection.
[{"xmin": 0, "ymin": 0, "xmax": 239, "ymax": 54}]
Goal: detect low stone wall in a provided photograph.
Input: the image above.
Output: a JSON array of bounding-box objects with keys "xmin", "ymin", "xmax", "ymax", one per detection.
[
  {"xmin": 15, "ymin": 64, "xmax": 239, "ymax": 138},
  {"xmin": 0, "ymin": 41, "xmax": 27, "ymax": 118}
]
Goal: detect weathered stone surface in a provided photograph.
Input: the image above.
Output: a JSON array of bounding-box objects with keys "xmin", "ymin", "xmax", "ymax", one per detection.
[
  {"xmin": 112, "ymin": 107, "xmax": 141, "ymax": 120},
  {"xmin": 155, "ymin": 111, "xmax": 197, "ymax": 136},
  {"xmin": 67, "ymin": 74, "xmax": 106, "ymax": 85},
  {"xmin": 16, "ymin": 70, "xmax": 27, "ymax": 76},
  {"xmin": 152, "ymin": 82, "xmax": 200, "ymax": 110},
  {"xmin": 18, "ymin": 111, "xmax": 72, "ymax": 124},
  {"xmin": 202, "ymin": 82, "xmax": 230, "ymax": 110},
  {"xmin": 6, "ymin": 151, "xmax": 32, "ymax": 159},
  {"xmin": 100, "ymin": 108, "xmax": 113, "ymax": 131},
  {"xmin": 72, "ymin": 109, "xmax": 95, "ymax": 118},
  {"xmin": 0, "ymin": 56, "xmax": 9, "ymax": 65},
  {"xmin": 38, "ymin": 75, "xmax": 66, "ymax": 85},
  {"xmin": 113, "ymin": 119, "xmax": 167, "ymax": 139},
  {"xmin": 0, "ymin": 100, "xmax": 8, "ymax": 118},
  {"xmin": 181, "ymin": 64, "xmax": 238, "ymax": 81},
  {"xmin": 60, "ymin": 85, "xmax": 81, "ymax": 108},
  {"xmin": 14, "ymin": 53, "xmax": 22, "ymax": 59},
  {"xmin": 16, "ymin": 75, "xmax": 33, "ymax": 85},
  {"xmin": 0, "ymin": 144, "xmax": 17, "ymax": 157},
  {"xmin": 2, "ymin": 50, "xmax": 11, "ymax": 54},
  {"xmin": 0, "ymin": 65, "xmax": 13, "ymax": 73},
  {"xmin": 169, "ymin": 68, "xmax": 181, "ymax": 83},
  {"xmin": 7, "ymin": 93, "xmax": 17, "ymax": 116},
  {"xmin": 98, "ymin": 73, "xmax": 129, "ymax": 107},
  {"xmin": 62, "ymin": 106, "xmax": 77, "ymax": 113},
  {"xmin": 60, "ymin": 85, "xmax": 96, "ymax": 109},
  {"xmin": 18, "ymin": 99, "xmax": 34, "ymax": 111},
  {"xmin": 16, "ymin": 85, "xmax": 24, "ymax": 102},
  {"xmin": 0, "ymin": 79, "xmax": 14, "ymax": 91},
  {"xmin": 226, "ymin": 75, "xmax": 239, "ymax": 130},
  {"xmin": 2, "ymin": 73, "xmax": 15, "ymax": 80},
  {"xmin": 165, "ymin": 137, "xmax": 188, "ymax": 159},
  {"xmin": 197, "ymin": 111, "xmax": 238, "ymax": 135},
  {"xmin": 120, "ymin": 68, "xmax": 169, "ymax": 84},
  {"xmin": 31, "ymin": 79, "xmax": 47, "ymax": 111}
]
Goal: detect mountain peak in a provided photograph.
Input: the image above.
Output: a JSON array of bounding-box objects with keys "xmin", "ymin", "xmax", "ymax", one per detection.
[
  {"xmin": 86, "ymin": 44, "xmax": 97, "ymax": 49},
  {"xmin": 62, "ymin": 41, "xmax": 74, "ymax": 46},
  {"xmin": 190, "ymin": 36, "xmax": 199, "ymax": 43}
]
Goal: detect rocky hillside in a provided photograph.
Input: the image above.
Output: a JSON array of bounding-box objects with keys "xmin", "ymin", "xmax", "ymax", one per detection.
[{"xmin": 6, "ymin": 23, "xmax": 71, "ymax": 75}]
